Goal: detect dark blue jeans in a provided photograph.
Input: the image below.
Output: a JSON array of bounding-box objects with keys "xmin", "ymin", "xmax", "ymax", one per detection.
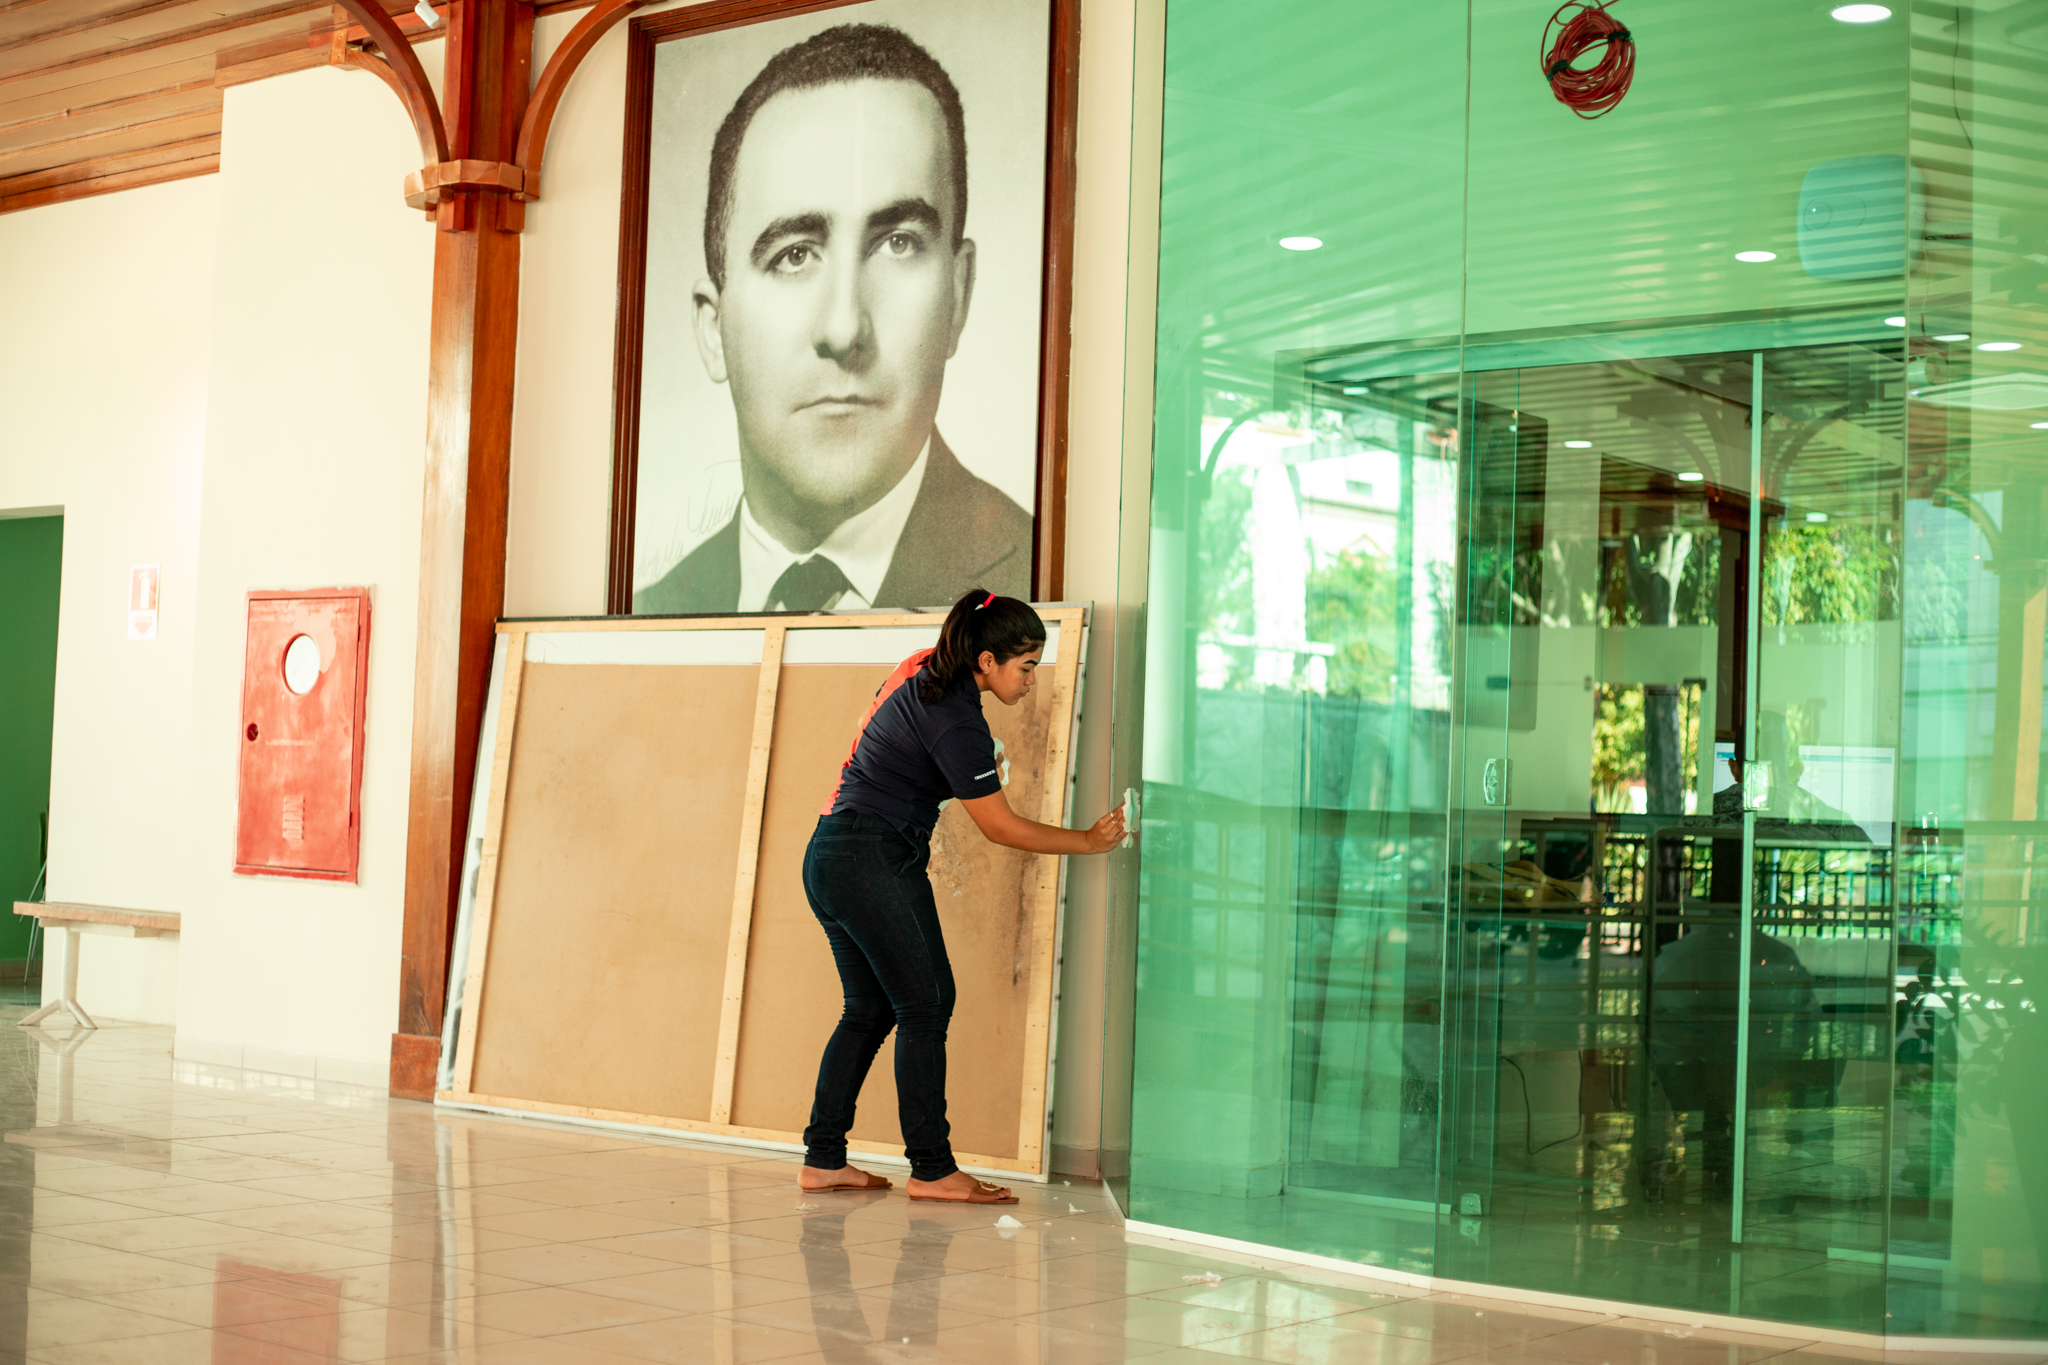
[{"xmin": 801, "ymin": 810, "xmax": 958, "ymax": 1182}]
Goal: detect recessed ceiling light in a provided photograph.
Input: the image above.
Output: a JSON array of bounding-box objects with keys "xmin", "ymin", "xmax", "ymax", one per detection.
[
  {"xmin": 1342, "ymin": 385, "xmax": 1369, "ymax": 395},
  {"xmin": 1678, "ymin": 471, "xmax": 1705, "ymax": 482},
  {"xmin": 1806, "ymin": 511, "xmax": 1831, "ymax": 523},
  {"xmin": 1980, "ymin": 341, "xmax": 2023, "ymax": 351},
  {"xmin": 1735, "ymin": 250, "xmax": 1777, "ymax": 263},
  {"xmin": 2033, "ymin": 421, "xmax": 2048, "ymax": 430},
  {"xmin": 1563, "ymin": 440, "xmax": 1593, "ymax": 448},
  {"xmin": 1279, "ymin": 236, "xmax": 1323, "ymax": 251},
  {"xmin": 1934, "ymin": 333, "xmax": 1971, "ymax": 342},
  {"xmin": 1884, "ymin": 316, "xmax": 1907, "ymax": 327},
  {"xmin": 1831, "ymin": 3, "xmax": 1891, "ymax": 21}
]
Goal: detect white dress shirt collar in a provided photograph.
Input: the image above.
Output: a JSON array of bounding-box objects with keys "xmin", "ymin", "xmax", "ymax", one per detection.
[{"xmin": 737, "ymin": 441, "xmax": 931, "ymax": 612}]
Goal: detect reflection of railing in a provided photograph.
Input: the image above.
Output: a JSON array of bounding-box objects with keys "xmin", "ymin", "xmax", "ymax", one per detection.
[
  {"xmin": 1896, "ymin": 828, "xmax": 1963, "ymax": 947},
  {"xmin": 1483, "ymin": 819, "xmax": 1903, "ymax": 1061}
]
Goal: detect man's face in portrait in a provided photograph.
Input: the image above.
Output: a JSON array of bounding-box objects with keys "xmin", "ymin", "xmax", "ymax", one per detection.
[{"xmin": 694, "ymin": 77, "xmax": 976, "ymax": 546}]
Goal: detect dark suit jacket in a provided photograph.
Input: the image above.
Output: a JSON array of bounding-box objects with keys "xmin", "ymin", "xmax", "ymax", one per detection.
[{"xmin": 633, "ymin": 433, "xmax": 1033, "ymax": 614}]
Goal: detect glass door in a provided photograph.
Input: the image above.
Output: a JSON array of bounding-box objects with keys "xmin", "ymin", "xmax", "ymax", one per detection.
[{"xmin": 1438, "ymin": 340, "xmax": 1902, "ymax": 1332}]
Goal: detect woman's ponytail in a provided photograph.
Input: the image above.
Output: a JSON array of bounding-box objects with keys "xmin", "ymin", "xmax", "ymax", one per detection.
[{"xmin": 919, "ymin": 588, "xmax": 1047, "ymax": 702}]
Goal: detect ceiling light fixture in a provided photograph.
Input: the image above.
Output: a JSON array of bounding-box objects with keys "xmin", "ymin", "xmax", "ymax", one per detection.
[
  {"xmin": 2033, "ymin": 421, "xmax": 2048, "ymax": 430},
  {"xmin": 1279, "ymin": 236, "xmax": 1323, "ymax": 251},
  {"xmin": 1980, "ymin": 341, "xmax": 2023, "ymax": 352},
  {"xmin": 1342, "ymin": 385, "xmax": 1369, "ymax": 395},
  {"xmin": 1934, "ymin": 333, "xmax": 1971, "ymax": 343},
  {"xmin": 1678, "ymin": 471, "xmax": 1705, "ymax": 482},
  {"xmin": 1735, "ymin": 250, "xmax": 1777, "ymax": 263},
  {"xmin": 1830, "ymin": 4, "xmax": 1891, "ymax": 21},
  {"xmin": 1884, "ymin": 316, "xmax": 1907, "ymax": 327},
  {"xmin": 1563, "ymin": 440, "xmax": 1593, "ymax": 448},
  {"xmin": 1905, "ymin": 373, "xmax": 2048, "ymax": 410},
  {"xmin": 1806, "ymin": 511, "xmax": 1831, "ymax": 523}
]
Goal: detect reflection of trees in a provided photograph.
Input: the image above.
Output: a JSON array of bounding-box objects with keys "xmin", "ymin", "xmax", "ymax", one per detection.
[
  {"xmin": 1762, "ymin": 522, "xmax": 1899, "ymax": 626},
  {"xmin": 1307, "ymin": 549, "xmax": 1399, "ymax": 701},
  {"xmin": 1198, "ymin": 465, "xmax": 1255, "ymax": 688},
  {"xmin": 1592, "ymin": 684, "xmax": 1702, "ymax": 813}
]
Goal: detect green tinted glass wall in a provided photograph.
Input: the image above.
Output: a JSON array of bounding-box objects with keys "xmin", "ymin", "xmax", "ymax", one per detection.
[
  {"xmin": 1124, "ymin": 0, "xmax": 2048, "ymax": 1342},
  {"xmin": 1125, "ymin": 0, "xmax": 1465, "ymax": 1274}
]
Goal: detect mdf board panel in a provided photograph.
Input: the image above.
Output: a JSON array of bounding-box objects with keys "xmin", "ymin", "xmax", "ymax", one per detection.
[
  {"xmin": 444, "ymin": 609, "xmax": 1082, "ymax": 1177},
  {"xmin": 467, "ymin": 661, "xmax": 760, "ymax": 1120},
  {"xmin": 730, "ymin": 666, "xmax": 1060, "ymax": 1163}
]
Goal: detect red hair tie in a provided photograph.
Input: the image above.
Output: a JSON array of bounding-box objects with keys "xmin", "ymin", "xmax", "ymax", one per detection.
[{"xmin": 974, "ymin": 593, "xmax": 995, "ymax": 609}]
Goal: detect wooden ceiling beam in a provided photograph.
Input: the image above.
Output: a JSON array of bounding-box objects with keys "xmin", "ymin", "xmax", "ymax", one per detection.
[
  {"xmin": 0, "ymin": 0, "xmax": 213, "ymax": 57},
  {"xmin": 0, "ymin": 127, "xmax": 211, "ymax": 193},
  {"xmin": 0, "ymin": 70, "xmax": 208, "ymax": 136},
  {"xmin": 0, "ymin": 53, "xmax": 221, "ymax": 125},
  {"xmin": 0, "ymin": 0, "xmax": 89, "ymax": 20},
  {"xmin": 0, "ymin": 2, "xmax": 320, "ymax": 88},
  {"xmin": 0, "ymin": 98, "xmax": 212, "ymax": 163},
  {"xmin": 0, "ymin": 141, "xmax": 211, "ymax": 211}
]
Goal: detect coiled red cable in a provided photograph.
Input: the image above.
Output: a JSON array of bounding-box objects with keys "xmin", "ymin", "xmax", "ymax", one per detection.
[{"xmin": 1541, "ymin": 0, "xmax": 1635, "ymax": 119}]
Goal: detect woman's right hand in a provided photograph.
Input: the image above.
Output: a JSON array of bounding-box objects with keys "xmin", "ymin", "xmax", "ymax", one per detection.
[{"xmin": 1080, "ymin": 804, "xmax": 1127, "ymax": 854}]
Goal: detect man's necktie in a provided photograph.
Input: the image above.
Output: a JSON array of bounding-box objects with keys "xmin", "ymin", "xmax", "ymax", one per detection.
[{"xmin": 769, "ymin": 555, "xmax": 852, "ymax": 611}]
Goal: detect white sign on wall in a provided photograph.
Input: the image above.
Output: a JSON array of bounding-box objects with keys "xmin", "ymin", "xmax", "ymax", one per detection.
[{"xmin": 128, "ymin": 564, "xmax": 159, "ymax": 641}]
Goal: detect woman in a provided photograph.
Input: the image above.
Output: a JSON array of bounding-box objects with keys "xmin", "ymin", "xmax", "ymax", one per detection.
[{"xmin": 796, "ymin": 589, "xmax": 1126, "ymax": 1204}]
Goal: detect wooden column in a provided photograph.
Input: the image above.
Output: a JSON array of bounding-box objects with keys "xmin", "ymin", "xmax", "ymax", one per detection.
[{"xmin": 390, "ymin": 0, "xmax": 533, "ymax": 1100}]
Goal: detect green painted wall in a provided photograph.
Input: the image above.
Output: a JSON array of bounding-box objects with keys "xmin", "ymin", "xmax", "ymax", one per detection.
[{"xmin": 0, "ymin": 516, "xmax": 61, "ymax": 964}]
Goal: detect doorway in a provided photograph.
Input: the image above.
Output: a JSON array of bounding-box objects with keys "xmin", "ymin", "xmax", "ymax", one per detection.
[
  {"xmin": 1442, "ymin": 344, "xmax": 1902, "ymax": 1329},
  {"xmin": 0, "ymin": 513, "xmax": 62, "ymax": 996}
]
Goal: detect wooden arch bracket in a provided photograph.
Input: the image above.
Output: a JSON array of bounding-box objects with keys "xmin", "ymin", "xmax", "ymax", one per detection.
[
  {"xmin": 404, "ymin": 159, "xmax": 530, "ymax": 211},
  {"xmin": 501, "ymin": 0, "xmax": 646, "ymax": 230},
  {"xmin": 331, "ymin": 0, "xmax": 449, "ymax": 171},
  {"xmin": 328, "ymin": 0, "xmax": 644, "ymax": 232}
]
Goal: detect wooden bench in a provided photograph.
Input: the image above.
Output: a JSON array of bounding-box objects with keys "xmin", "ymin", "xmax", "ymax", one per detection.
[{"xmin": 11, "ymin": 902, "xmax": 182, "ymax": 1030}]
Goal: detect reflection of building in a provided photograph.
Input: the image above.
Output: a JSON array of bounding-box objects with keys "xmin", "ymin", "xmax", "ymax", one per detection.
[{"xmin": 1189, "ymin": 414, "xmax": 1456, "ymax": 710}]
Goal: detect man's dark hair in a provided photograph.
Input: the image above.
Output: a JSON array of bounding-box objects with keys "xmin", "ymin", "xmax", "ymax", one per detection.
[{"xmin": 703, "ymin": 24, "xmax": 967, "ymax": 290}]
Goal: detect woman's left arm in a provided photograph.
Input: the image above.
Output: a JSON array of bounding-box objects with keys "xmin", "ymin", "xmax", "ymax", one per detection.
[{"xmin": 959, "ymin": 790, "xmax": 1124, "ymax": 855}]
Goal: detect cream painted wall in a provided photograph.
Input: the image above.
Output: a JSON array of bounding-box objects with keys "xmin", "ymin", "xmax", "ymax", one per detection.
[
  {"xmin": 508, "ymin": 2, "xmax": 1156, "ymax": 1169},
  {"xmin": 172, "ymin": 65, "xmax": 436, "ymax": 1085},
  {"xmin": 504, "ymin": 9, "xmax": 635, "ymax": 618},
  {"xmin": 0, "ymin": 174, "xmax": 218, "ymax": 1025}
]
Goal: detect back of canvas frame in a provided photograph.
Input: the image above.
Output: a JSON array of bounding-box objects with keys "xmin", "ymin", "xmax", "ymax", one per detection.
[{"xmin": 438, "ymin": 608, "xmax": 1085, "ymax": 1177}]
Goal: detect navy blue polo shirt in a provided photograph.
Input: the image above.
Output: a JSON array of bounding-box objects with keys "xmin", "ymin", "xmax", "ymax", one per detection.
[{"xmin": 823, "ymin": 649, "xmax": 1004, "ymax": 833}]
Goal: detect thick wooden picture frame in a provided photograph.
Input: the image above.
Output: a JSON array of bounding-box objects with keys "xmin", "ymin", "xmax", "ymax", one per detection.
[
  {"xmin": 605, "ymin": 0, "xmax": 1080, "ymax": 615},
  {"xmin": 438, "ymin": 606, "xmax": 1086, "ymax": 1177}
]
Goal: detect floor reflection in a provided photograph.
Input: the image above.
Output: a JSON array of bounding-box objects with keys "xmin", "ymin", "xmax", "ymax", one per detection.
[{"xmin": 0, "ymin": 1009, "xmax": 2026, "ymax": 1362}]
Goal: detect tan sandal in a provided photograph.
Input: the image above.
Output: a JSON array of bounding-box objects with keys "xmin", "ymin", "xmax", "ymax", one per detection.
[
  {"xmin": 799, "ymin": 1167, "xmax": 893, "ymax": 1192},
  {"xmin": 908, "ymin": 1177, "xmax": 1017, "ymax": 1205}
]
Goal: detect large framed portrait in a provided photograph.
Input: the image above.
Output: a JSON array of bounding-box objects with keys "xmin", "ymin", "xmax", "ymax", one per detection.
[{"xmin": 608, "ymin": 0, "xmax": 1078, "ymax": 615}]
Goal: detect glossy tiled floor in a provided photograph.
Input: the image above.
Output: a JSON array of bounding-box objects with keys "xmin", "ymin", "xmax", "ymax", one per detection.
[{"xmin": 0, "ymin": 1009, "xmax": 2032, "ymax": 1364}]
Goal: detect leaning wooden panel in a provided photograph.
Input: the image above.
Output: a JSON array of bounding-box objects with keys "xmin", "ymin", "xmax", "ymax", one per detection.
[
  {"xmin": 466, "ymin": 660, "xmax": 761, "ymax": 1119},
  {"xmin": 445, "ymin": 608, "xmax": 1084, "ymax": 1178},
  {"xmin": 728, "ymin": 647, "xmax": 1066, "ymax": 1168},
  {"xmin": 451, "ymin": 635, "xmax": 526, "ymax": 1095},
  {"xmin": 1011, "ymin": 605, "xmax": 1084, "ymax": 1167},
  {"xmin": 709, "ymin": 623, "xmax": 786, "ymax": 1125}
]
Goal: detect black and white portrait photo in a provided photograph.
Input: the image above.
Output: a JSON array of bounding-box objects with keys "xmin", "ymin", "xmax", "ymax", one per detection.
[{"xmin": 618, "ymin": 0, "xmax": 1057, "ymax": 615}]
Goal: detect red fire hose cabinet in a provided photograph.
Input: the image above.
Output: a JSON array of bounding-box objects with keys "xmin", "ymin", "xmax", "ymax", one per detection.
[{"xmin": 234, "ymin": 588, "xmax": 372, "ymax": 882}]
